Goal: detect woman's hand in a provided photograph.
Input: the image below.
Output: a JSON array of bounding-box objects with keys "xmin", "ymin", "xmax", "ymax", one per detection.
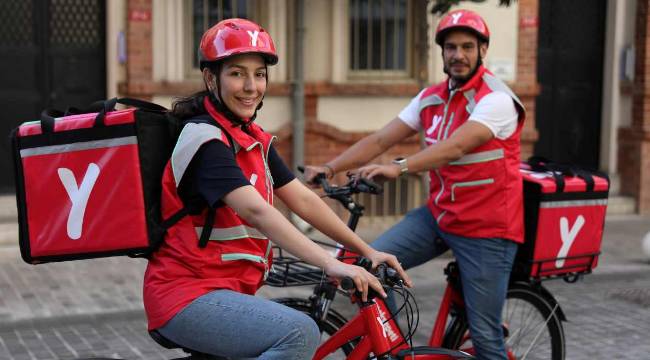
[
  {"xmin": 365, "ymin": 250, "xmax": 413, "ymax": 288},
  {"xmin": 323, "ymin": 259, "xmax": 386, "ymax": 302},
  {"xmin": 354, "ymin": 163, "xmax": 401, "ymax": 181}
]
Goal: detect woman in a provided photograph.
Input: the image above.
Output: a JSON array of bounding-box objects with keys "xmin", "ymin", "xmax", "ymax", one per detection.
[{"xmin": 143, "ymin": 18, "xmax": 411, "ymax": 359}]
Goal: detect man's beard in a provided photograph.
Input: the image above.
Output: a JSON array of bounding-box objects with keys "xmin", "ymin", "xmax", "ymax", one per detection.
[{"xmin": 443, "ymin": 57, "xmax": 482, "ymax": 88}]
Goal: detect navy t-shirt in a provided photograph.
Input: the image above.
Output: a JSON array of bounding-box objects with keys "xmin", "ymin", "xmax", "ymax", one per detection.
[{"xmin": 178, "ymin": 140, "xmax": 295, "ymax": 210}]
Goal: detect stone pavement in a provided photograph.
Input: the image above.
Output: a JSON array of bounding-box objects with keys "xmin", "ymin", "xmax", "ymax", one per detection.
[{"xmin": 0, "ymin": 214, "xmax": 648, "ymax": 359}]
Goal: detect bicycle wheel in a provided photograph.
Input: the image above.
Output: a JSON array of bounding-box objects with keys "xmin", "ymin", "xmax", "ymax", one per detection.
[
  {"xmin": 443, "ymin": 283, "xmax": 565, "ymax": 360},
  {"xmin": 273, "ymin": 297, "xmax": 355, "ymax": 358}
]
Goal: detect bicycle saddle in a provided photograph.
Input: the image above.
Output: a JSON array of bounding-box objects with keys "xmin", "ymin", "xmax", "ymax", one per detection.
[{"xmin": 148, "ymin": 330, "xmax": 227, "ymax": 360}]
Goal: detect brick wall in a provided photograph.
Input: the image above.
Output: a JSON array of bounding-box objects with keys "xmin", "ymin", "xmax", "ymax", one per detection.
[
  {"xmin": 515, "ymin": 0, "xmax": 540, "ymax": 161},
  {"xmin": 618, "ymin": 0, "xmax": 650, "ymax": 214},
  {"xmin": 124, "ymin": 0, "xmax": 153, "ymax": 99},
  {"xmin": 273, "ymin": 121, "xmax": 421, "ymax": 171}
]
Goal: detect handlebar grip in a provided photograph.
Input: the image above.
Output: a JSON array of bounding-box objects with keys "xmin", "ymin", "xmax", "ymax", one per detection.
[
  {"xmin": 355, "ymin": 178, "xmax": 383, "ymax": 195},
  {"xmin": 314, "ymin": 173, "xmax": 331, "ymax": 191},
  {"xmin": 340, "ymin": 277, "xmax": 355, "ymax": 290}
]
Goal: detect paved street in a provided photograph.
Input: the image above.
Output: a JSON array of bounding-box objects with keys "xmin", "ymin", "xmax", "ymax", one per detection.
[{"xmin": 0, "ymin": 214, "xmax": 648, "ymax": 359}]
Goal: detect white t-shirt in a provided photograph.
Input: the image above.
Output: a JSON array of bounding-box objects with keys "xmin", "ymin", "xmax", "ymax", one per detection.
[{"xmin": 398, "ymin": 90, "xmax": 519, "ymax": 140}]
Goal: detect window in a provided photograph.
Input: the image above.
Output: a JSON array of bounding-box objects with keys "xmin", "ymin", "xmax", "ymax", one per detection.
[
  {"xmin": 190, "ymin": 0, "xmax": 258, "ymax": 69},
  {"xmin": 348, "ymin": 0, "xmax": 411, "ymax": 78}
]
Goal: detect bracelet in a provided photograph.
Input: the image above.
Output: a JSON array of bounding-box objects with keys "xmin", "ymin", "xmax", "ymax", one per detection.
[{"xmin": 323, "ymin": 164, "xmax": 335, "ymax": 179}]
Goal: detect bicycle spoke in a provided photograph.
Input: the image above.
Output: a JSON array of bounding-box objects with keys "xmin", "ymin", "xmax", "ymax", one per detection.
[
  {"xmin": 518, "ymin": 303, "xmax": 558, "ymax": 359},
  {"xmin": 503, "ymin": 293, "xmax": 560, "ymax": 360}
]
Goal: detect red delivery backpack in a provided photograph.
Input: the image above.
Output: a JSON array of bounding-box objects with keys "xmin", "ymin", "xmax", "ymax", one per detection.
[
  {"xmin": 11, "ymin": 98, "xmax": 219, "ymax": 264},
  {"xmin": 515, "ymin": 157, "xmax": 610, "ymax": 280}
]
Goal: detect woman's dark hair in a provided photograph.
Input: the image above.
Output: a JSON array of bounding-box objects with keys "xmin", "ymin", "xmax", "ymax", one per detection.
[
  {"xmin": 171, "ymin": 62, "xmax": 220, "ymax": 120},
  {"xmin": 170, "ymin": 90, "xmax": 210, "ymax": 120}
]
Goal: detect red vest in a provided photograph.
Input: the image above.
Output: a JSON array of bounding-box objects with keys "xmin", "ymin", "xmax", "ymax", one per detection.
[
  {"xmin": 144, "ymin": 99, "xmax": 275, "ymax": 330},
  {"xmin": 420, "ymin": 66, "xmax": 525, "ymax": 243}
]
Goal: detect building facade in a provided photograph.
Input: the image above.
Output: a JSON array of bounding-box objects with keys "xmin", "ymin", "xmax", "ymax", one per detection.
[{"xmin": 2, "ymin": 0, "xmax": 649, "ymax": 214}]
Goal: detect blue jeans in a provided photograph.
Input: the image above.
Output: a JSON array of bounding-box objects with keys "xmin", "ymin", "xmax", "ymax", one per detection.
[
  {"xmin": 371, "ymin": 206, "xmax": 518, "ymax": 360},
  {"xmin": 158, "ymin": 289, "xmax": 320, "ymax": 359}
]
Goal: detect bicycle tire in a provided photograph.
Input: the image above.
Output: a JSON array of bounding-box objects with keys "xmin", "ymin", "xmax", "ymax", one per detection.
[
  {"xmin": 442, "ymin": 283, "xmax": 566, "ymax": 360},
  {"xmin": 272, "ymin": 297, "xmax": 356, "ymax": 357}
]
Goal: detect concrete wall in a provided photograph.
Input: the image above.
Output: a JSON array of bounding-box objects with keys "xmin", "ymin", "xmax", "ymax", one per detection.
[
  {"xmin": 106, "ymin": 0, "xmax": 127, "ymax": 99},
  {"xmin": 601, "ymin": 0, "xmax": 637, "ymax": 174},
  {"xmin": 315, "ymin": 0, "xmax": 521, "ymax": 131},
  {"xmin": 144, "ymin": 1, "xmax": 521, "ymax": 133}
]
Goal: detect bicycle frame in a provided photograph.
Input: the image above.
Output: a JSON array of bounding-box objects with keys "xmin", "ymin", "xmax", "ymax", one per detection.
[
  {"xmin": 272, "ymin": 175, "xmax": 556, "ymax": 359},
  {"xmin": 314, "ymin": 276, "xmax": 472, "ymax": 360}
]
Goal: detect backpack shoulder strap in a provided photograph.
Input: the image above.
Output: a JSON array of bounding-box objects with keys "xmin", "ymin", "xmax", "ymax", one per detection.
[
  {"xmin": 176, "ymin": 114, "xmax": 237, "ymax": 249},
  {"xmin": 185, "ymin": 114, "xmax": 237, "ymax": 157}
]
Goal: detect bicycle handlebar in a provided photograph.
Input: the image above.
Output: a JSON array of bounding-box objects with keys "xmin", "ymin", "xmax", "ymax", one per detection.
[
  {"xmin": 339, "ymin": 257, "xmax": 402, "ymax": 294},
  {"xmin": 297, "ymin": 165, "xmax": 383, "ymax": 197}
]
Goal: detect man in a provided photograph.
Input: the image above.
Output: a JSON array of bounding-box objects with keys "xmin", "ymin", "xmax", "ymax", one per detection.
[{"xmin": 305, "ymin": 9, "xmax": 525, "ymax": 360}]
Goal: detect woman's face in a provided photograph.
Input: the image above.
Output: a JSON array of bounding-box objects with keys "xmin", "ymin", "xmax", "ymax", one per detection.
[{"xmin": 208, "ymin": 54, "xmax": 267, "ymax": 119}]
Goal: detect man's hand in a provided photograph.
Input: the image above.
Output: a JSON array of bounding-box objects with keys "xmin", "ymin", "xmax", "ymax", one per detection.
[
  {"xmin": 303, "ymin": 165, "xmax": 332, "ymax": 185},
  {"xmin": 355, "ymin": 163, "xmax": 401, "ymax": 181},
  {"xmin": 365, "ymin": 249, "xmax": 413, "ymax": 287}
]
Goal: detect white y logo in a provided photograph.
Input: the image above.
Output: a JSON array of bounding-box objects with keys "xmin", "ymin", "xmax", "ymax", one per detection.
[
  {"xmin": 247, "ymin": 30, "xmax": 260, "ymax": 47},
  {"xmin": 376, "ymin": 316, "xmax": 388, "ymax": 338},
  {"xmin": 427, "ymin": 115, "xmax": 443, "ymax": 135},
  {"xmin": 249, "ymin": 173, "xmax": 258, "ymax": 186},
  {"xmin": 425, "ymin": 115, "xmax": 443, "ymax": 144},
  {"xmin": 556, "ymin": 215, "xmax": 585, "ymax": 268},
  {"xmin": 58, "ymin": 163, "xmax": 100, "ymax": 240},
  {"xmin": 451, "ymin": 12, "xmax": 463, "ymax": 24}
]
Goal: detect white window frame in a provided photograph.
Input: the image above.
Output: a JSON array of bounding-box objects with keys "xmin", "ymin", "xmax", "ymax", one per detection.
[
  {"xmin": 153, "ymin": 0, "xmax": 288, "ymax": 83},
  {"xmin": 331, "ymin": 0, "xmax": 415, "ymax": 83}
]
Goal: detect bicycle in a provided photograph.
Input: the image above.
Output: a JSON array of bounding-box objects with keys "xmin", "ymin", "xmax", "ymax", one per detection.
[{"xmin": 266, "ymin": 174, "xmax": 567, "ymax": 359}]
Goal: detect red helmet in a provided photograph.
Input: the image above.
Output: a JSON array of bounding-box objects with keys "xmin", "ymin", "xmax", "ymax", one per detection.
[
  {"xmin": 198, "ymin": 18, "xmax": 278, "ymax": 69},
  {"xmin": 435, "ymin": 9, "xmax": 490, "ymax": 46}
]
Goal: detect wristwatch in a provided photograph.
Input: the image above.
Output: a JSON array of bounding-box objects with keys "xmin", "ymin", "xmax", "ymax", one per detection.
[{"xmin": 392, "ymin": 157, "xmax": 408, "ymax": 176}]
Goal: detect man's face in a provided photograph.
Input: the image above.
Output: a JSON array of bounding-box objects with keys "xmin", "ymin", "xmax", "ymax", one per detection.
[{"xmin": 442, "ymin": 30, "xmax": 487, "ymax": 84}]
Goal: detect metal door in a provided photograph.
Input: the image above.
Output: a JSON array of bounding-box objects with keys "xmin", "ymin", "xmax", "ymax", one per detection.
[
  {"xmin": 0, "ymin": 0, "xmax": 106, "ymax": 191},
  {"xmin": 535, "ymin": 0, "xmax": 606, "ymax": 168}
]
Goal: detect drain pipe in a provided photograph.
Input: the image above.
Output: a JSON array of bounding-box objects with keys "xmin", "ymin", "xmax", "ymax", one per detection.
[{"xmin": 291, "ymin": 0, "xmax": 305, "ymax": 174}]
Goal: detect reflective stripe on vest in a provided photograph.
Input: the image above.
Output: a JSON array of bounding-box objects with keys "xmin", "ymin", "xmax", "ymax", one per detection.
[
  {"xmin": 450, "ymin": 178, "xmax": 495, "ymax": 202},
  {"xmin": 482, "ymin": 72, "xmax": 525, "ymax": 111},
  {"xmin": 463, "ymin": 89, "xmax": 477, "ymax": 114},
  {"xmin": 449, "ymin": 149, "xmax": 505, "ymax": 166},
  {"xmin": 221, "ymin": 246, "xmax": 272, "ymax": 280},
  {"xmin": 540, "ymin": 199, "xmax": 608, "ymax": 208},
  {"xmin": 20, "ymin": 136, "xmax": 137, "ymax": 157},
  {"xmin": 222, "ymin": 253, "xmax": 267, "ymax": 262},
  {"xmin": 418, "ymin": 94, "xmax": 445, "ymax": 113},
  {"xmin": 172, "ymin": 122, "xmax": 223, "ymax": 187},
  {"xmin": 195, "ymin": 225, "xmax": 268, "ymax": 241},
  {"xmin": 443, "ymin": 112, "xmax": 455, "ymax": 139}
]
